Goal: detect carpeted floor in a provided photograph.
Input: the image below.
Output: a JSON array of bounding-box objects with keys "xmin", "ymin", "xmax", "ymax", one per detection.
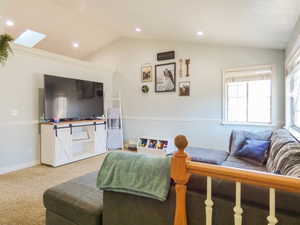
[{"xmin": 0, "ymin": 154, "xmax": 106, "ymax": 225}]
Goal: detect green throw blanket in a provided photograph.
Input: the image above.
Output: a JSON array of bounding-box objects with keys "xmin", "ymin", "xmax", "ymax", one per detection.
[{"xmin": 97, "ymin": 151, "xmax": 171, "ymax": 201}]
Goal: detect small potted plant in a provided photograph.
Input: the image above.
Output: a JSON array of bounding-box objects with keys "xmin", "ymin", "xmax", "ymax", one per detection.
[{"xmin": 0, "ymin": 34, "xmax": 14, "ymax": 65}]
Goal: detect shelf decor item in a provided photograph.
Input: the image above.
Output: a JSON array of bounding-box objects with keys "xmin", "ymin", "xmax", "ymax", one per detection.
[
  {"xmin": 141, "ymin": 64, "xmax": 152, "ymax": 82},
  {"xmin": 0, "ymin": 34, "xmax": 14, "ymax": 65},
  {"xmin": 141, "ymin": 85, "xmax": 149, "ymax": 94},
  {"xmin": 179, "ymin": 81, "xmax": 190, "ymax": 96},
  {"xmin": 155, "ymin": 62, "xmax": 176, "ymax": 93}
]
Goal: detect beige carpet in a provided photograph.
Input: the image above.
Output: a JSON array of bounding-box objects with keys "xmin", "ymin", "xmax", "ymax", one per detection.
[{"xmin": 0, "ymin": 154, "xmax": 106, "ymax": 225}]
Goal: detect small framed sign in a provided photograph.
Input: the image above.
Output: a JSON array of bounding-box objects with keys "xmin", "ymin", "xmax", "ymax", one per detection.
[{"xmin": 157, "ymin": 51, "xmax": 175, "ymax": 61}]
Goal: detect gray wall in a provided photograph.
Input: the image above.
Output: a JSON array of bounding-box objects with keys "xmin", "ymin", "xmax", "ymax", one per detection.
[
  {"xmin": 89, "ymin": 38, "xmax": 285, "ymax": 150},
  {"xmin": 0, "ymin": 45, "xmax": 112, "ymax": 173}
]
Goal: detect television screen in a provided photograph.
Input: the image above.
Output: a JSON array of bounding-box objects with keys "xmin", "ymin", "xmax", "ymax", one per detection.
[{"xmin": 44, "ymin": 75, "xmax": 104, "ymax": 120}]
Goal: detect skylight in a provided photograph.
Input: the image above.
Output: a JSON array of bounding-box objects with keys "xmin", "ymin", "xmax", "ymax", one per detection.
[{"xmin": 14, "ymin": 30, "xmax": 47, "ymax": 48}]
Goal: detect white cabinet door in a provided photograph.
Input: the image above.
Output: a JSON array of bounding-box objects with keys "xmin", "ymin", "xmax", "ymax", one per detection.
[
  {"xmin": 54, "ymin": 128, "xmax": 72, "ymax": 166},
  {"xmin": 95, "ymin": 124, "xmax": 107, "ymax": 154}
]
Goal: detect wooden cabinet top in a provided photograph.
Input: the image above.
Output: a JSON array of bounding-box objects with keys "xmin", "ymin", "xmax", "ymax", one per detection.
[{"xmin": 41, "ymin": 119, "xmax": 105, "ymax": 126}]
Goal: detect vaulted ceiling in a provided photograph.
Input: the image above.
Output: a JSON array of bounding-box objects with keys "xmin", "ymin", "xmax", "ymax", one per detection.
[{"xmin": 2, "ymin": 0, "xmax": 300, "ymax": 59}]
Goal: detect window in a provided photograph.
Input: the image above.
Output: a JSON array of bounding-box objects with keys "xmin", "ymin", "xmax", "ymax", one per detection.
[
  {"xmin": 286, "ymin": 36, "xmax": 300, "ymax": 136},
  {"xmin": 223, "ymin": 65, "xmax": 273, "ymax": 125},
  {"xmin": 287, "ymin": 68, "xmax": 300, "ymax": 129},
  {"xmin": 14, "ymin": 29, "xmax": 46, "ymax": 48}
]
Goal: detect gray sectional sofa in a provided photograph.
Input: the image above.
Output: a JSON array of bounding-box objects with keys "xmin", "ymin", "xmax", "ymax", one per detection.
[{"xmin": 43, "ymin": 129, "xmax": 300, "ymax": 225}]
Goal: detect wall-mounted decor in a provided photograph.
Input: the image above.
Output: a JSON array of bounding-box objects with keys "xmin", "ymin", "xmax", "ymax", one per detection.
[
  {"xmin": 141, "ymin": 85, "xmax": 149, "ymax": 94},
  {"xmin": 0, "ymin": 34, "xmax": 14, "ymax": 66},
  {"xmin": 141, "ymin": 64, "xmax": 152, "ymax": 82},
  {"xmin": 185, "ymin": 58, "xmax": 190, "ymax": 77},
  {"xmin": 179, "ymin": 81, "xmax": 190, "ymax": 96},
  {"xmin": 155, "ymin": 62, "xmax": 176, "ymax": 93},
  {"xmin": 157, "ymin": 51, "xmax": 175, "ymax": 61},
  {"xmin": 179, "ymin": 59, "xmax": 183, "ymax": 78}
]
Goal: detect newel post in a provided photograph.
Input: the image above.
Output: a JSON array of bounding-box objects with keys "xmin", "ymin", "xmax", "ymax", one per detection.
[{"xmin": 171, "ymin": 135, "xmax": 190, "ymax": 225}]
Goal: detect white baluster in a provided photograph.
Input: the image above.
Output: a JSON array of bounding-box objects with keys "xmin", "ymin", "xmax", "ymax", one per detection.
[
  {"xmin": 234, "ymin": 182, "xmax": 243, "ymax": 225},
  {"xmin": 267, "ymin": 188, "xmax": 278, "ymax": 225},
  {"xmin": 205, "ymin": 176, "xmax": 214, "ymax": 225}
]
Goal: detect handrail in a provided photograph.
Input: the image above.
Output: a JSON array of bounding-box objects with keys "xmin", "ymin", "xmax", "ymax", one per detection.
[
  {"xmin": 187, "ymin": 161, "xmax": 300, "ymax": 194},
  {"xmin": 171, "ymin": 135, "xmax": 300, "ymax": 225}
]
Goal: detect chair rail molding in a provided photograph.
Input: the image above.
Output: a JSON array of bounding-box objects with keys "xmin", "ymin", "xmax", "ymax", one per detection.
[{"xmin": 124, "ymin": 116, "xmax": 284, "ymax": 126}]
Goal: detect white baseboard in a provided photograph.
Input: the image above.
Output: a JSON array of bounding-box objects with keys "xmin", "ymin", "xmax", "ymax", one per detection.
[{"xmin": 0, "ymin": 160, "xmax": 40, "ymax": 175}]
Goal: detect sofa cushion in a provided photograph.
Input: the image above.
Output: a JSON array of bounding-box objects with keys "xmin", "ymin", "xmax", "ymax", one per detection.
[
  {"xmin": 43, "ymin": 172, "xmax": 103, "ymax": 225},
  {"xmin": 234, "ymin": 139, "xmax": 270, "ymax": 166},
  {"xmin": 185, "ymin": 147, "xmax": 229, "ymax": 164},
  {"xmin": 221, "ymin": 156, "xmax": 267, "ymax": 172},
  {"xmin": 229, "ymin": 130, "xmax": 272, "ymax": 155},
  {"xmin": 266, "ymin": 129, "xmax": 298, "ymax": 173},
  {"xmin": 168, "ymin": 147, "xmax": 229, "ymax": 164}
]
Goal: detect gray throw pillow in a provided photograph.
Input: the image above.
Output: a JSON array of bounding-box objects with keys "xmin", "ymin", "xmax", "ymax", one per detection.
[{"xmin": 229, "ymin": 130, "xmax": 273, "ymax": 155}]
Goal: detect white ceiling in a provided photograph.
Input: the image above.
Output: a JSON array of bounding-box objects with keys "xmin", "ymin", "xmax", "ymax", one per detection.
[{"xmin": 2, "ymin": 0, "xmax": 300, "ymax": 59}]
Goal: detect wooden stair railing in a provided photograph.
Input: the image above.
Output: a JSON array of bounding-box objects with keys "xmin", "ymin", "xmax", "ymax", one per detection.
[{"xmin": 171, "ymin": 135, "xmax": 300, "ymax": 225}]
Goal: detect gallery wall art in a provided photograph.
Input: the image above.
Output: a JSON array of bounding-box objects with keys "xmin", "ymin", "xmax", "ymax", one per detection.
[{"xmin": 140, "ymin": 51, "xmax": 191, "ymax": 96}]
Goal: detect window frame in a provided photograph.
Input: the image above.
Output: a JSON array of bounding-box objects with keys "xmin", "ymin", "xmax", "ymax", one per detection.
[{"xmin": 222, "ymin": 65, "xmax": 274, "ymax": 126}]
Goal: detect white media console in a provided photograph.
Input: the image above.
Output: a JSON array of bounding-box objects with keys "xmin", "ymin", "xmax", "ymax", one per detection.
[{"xmin": 41, "ymin": 120, "xmax": 107, "ymax": 167}]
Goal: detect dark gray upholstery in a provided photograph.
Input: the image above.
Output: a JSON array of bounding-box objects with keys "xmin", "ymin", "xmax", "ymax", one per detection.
[
  {"xmin": 43, "ymin": 172, "xmax": 103, "ymax": 225},
  {"xmin": 221, "ymin": 156, "xmax": 267, "ymax": 172},
  {"xmin": 168, "ymin": 146, "xmax": 229, "ymax": 164},
  {"xmin": 44, "ymin": 129, "xmax": 300, "ymax": 225},
  {"xmin": 103, "ymin": 184, "xmax": 300, "ymax": 225}
]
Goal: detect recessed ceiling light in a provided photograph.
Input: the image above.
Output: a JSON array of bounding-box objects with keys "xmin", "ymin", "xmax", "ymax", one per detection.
[
  {"xmin": 5, "ymin": 20, "xmax": 14, "ymax": 27},
  {"xmin": 72, "ymin": 42, "xmax": 79, "ymax": 48},
  {"xmin": 135, "ymin": 27, "xmax": 142, "ymax": 32},
  {"xmin": 14, "ymin": 29, "xmax": 47, "ymax": 48},
  {"xmin": 197, "ymin": 31, "xmax": 204, "ymax": 36}
]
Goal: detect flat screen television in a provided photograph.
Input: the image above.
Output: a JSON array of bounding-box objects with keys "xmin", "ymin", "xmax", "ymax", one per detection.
[{"xmin": 44, "ymin": 75, "xmax": 104, "ymax": 121}]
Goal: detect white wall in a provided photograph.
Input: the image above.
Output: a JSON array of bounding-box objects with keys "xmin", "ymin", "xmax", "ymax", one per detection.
[
  {"xmin": 0, "ymin": 45, "xmax": 113, "ymax": 174},
  {"xmin": 89, "ymin": 38, "xmax": 285, "ymax": 150},
  {"xmin": 286, "ymin": 16, "xmax": 300, "ymax": 59}
]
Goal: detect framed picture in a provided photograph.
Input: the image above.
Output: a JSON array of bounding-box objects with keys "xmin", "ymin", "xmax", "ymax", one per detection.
[
  {"xmin": 139, "ymin": 138, "xmax": 148, "ymax": 148},
  {"xmin": 141, "ymin": 65, "xmax": 152, "ymax": 82},
  {"xmin": 179, "ymin": 81, "xmax": 190, "ymax": 96},
  {"xmin": 148, "ymin": 139, "xmax": 158, "ymax": 149},
  {"xmin": 157, "ymin": 140, "xmax": 168, "ymax": 150},
  {"xmin": 155, "ymin": 62, "xmax": 176, "ymax": 92}
]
